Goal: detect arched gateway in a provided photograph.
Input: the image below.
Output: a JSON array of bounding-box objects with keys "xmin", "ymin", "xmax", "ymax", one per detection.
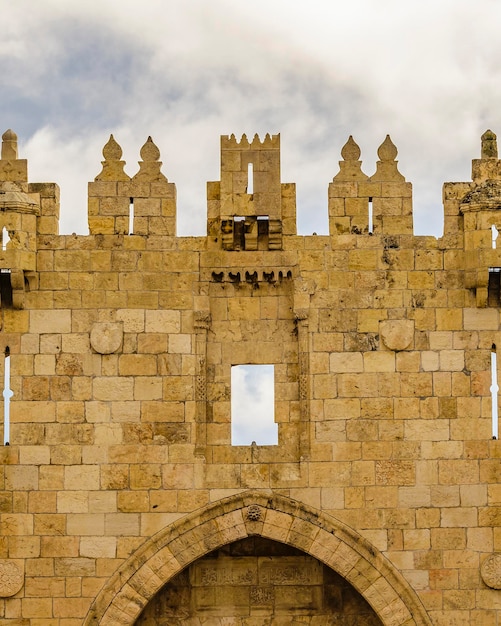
[{"xmin": 83, "ymin": 492, "xmax": 432, "ymax": 626}]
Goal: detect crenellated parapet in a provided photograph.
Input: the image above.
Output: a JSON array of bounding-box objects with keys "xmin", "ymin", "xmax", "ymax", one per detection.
[
  {"xmin": 0, "ymin": 130, "xmax": 47, "ymax": 308},
  {"xmin": 7, "ymin": 126, "xmax": 501, "ymax": 312},
  {"xmin": 329, "ymin": 134, "xmax": 412, "ymax": 238},
  {"xmin": 207, "ymin": 133, "xmax": 296, "ymax": 251},
  {"xmin": 88, "ymin": 135, "xmax": 176, "ymax": 236},
  {"xmin": 443, "ymin": 130, "xmax": 501, "ymax": 306}
]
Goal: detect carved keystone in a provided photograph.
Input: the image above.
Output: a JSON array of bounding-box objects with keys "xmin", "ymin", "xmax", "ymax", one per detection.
[
  {"xmin": 379, "ymin": 319, "xmax": 414, "ymax": 351},
  {"xmin": 246, "ymin": 505, "xmax": 262, "ymax": 522}
]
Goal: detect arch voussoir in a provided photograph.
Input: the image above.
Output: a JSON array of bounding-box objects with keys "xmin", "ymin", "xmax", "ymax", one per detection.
[
  {"xmin": 349, "ymin": 555, "xmax": 383, "ymax": 592},
  {"xmin": 260, "ymin": 507, "xmax": 294, "ymax": 542},
  {"xmin": 107, "ymin": 583, "xmax": 147, "ymax": 625},
  {"xmin": 144, "ymin": 546, "xmax": 180, "ymax": 582},
  {"xmin": 128, "ymin": 564, "xmax": 164, "ymax": 601},
  {"xmin": 365, "ymin": 575, "xmax": 403, "ymax": 614},
  {"xmin": 380, "ymin": 596, "xmax": 414, "ymax": 626},
  {"xmin": 84, "ymin": 491, "xmax": 432, "ymax": 626},
  {"xmin": 214, "ymin": 507, "xmax": 248, "ymax": 544}
]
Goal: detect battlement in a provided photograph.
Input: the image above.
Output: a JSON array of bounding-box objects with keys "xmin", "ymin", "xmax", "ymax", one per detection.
[
  {"xmin": 2, "ymin": 127, "xmax": 501, "ymax": 246},
  {"xmin": 220, "ymin": 132, "xmax": 280, "ymax": 150},
  {"xmin": 3, "ymin": 127, "xmax": 501, "ymax": 306}
]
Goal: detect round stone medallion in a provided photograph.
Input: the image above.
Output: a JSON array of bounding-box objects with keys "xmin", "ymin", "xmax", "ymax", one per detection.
[
  {"xmin": 246, "ymin": 505, "xmax": 262, "ymax": 522},
  {"xmin": 0, "ymin": 560, "xmax": 24, "ymax": 597},
  {"xmin": 380, "ymin": 319, "xmax": 414, "ymax": 352},
  {"xmin": 481, "ymin": 554, "xmax": 501, "ymax": 589},
  {"xmin": 90, "ymin": 322, "xmax": 123, "ymax": 354}
]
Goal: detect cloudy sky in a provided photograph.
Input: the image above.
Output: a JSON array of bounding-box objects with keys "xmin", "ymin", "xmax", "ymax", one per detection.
[
  {"xmin": 231, "ymin": 365, "xmax": 277, "ymax": 446},
  {"xmin": 2, "ymin": 0, "xmax": 501, "ymax": 237}
]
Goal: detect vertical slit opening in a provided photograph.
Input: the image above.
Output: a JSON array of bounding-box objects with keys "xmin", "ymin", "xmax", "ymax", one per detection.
[
  {"xmin": 1, "ymin": 227, "xmax": 10, "ymax": 252},
  {"xmin": 493, "ymin": 224, "xmax": 499, "ymax": 249},
  {"xmin": 3, "ymin": 347, "xmax": 12, "ymax": 445},
  {"xmin": 233, "ymin": 216, "xmax": 245, "ymax": 250},
  {"xmin": 0, "ymin": 270, "xmax": 12, "ymax": 308},
  {"xmin": 489, "ymin": 268, "xmax": 501, "ymax": 306},
  {"xmin": 247, "ymin": 163, "xmax": 254, "ymax": 195},
  {"xmin": 491, "ymin": 344, "xmax": 499, "ymax": 440},
  {"xmin": 257, "ymin": 215, "xmax": 269, "ymax": 249},
  {"xmin": 368, "ymin": 198, "xmax": 373, "ymax": 234},
  {"xmin": 129, "ymin": 198, "xmax": 134, "ymax": 235}
]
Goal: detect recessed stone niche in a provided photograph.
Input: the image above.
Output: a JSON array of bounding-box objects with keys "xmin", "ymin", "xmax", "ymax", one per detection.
[{"xmin": 135, "ymin": 537, "xmax": 383, "ymax": 625}]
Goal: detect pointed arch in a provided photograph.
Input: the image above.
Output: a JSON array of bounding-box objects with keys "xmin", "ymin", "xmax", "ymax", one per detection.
[{"xmin": 83, "ymin": 491, "xmax": 432, "ymax": 626}]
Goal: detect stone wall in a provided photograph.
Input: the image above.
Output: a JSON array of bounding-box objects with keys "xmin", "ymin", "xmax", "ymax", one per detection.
[{"xmin": 0, "ymin": 127, "xmax": 500, "ymax": 624}]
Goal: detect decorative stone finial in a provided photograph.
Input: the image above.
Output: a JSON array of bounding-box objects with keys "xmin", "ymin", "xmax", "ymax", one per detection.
[
  {"xmin": 95, "ymin": 135, "xmax": 130, "ymax": 182},
  {"xmin": 377, "ymin": 135, "xmax": 398, "ymax": 162},
  {"xmin": 471, "ymin": 129, "xmax": 501, "ymax": 182},
  {"xmin": 333, "ymin": 136, "xmax": 368, "ymax": 182},
  {"xmin": 481, "ymin": 130, "xmax": 498, "ymax": 159},
  {"xmin": 139, "ymin": 136, "xmax": 161, "ymax": 163},
  {"xmin": 133, "ymin": 136, "xmax": 167, "ymax": 182},
  {"xmin": 1, "ymin": 129, "xmax": 18, "ymax": 160},
  {"xmin": 370, "ymin": 135, "xmax": 405, "ymax": 182},
  {"xmin": 341, "ymin": 135, "xmax": 361, "ymax": 161},
  {"xmin": 102, "ymin": 134, "xmax": 123, "ymax": 161},
  {"xmin": 0, "ymin": 129, "xmax": 28, "ymax": 182}
]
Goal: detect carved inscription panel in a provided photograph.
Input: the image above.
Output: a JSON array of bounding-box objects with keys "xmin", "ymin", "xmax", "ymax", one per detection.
[
  {"xmin": 137, "ymin": 540, "xmax": 383, "ymax": 624},
  {"xmin": 193, "ymin": 557, "xmax": 258, "ymax": 587}
]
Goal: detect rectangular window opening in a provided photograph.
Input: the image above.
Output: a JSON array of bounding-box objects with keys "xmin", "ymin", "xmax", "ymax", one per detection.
[
  {"xmin": 492, "ymin": 346, "xmax": 499, "ymax": 440},
  {"xmin": 368, "ymin": 197, "xmax": 373, "ymax": 234},
  {"xmin": 129, "ymin": 198, "xmax": 134, "ymax": 235},
  {"xmin": 231, "ymin": 364, "xmax": 277, "ymax": 446}
]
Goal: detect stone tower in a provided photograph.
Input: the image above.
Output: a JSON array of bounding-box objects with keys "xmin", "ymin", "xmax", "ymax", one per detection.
[{"xmin": 0, "ymin": 128, "xmax": 499, "ymax": 625}]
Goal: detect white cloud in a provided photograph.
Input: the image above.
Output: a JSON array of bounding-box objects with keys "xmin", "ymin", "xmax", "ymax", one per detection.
[
  {"xmin": 2, "ymin": 0, "xmax": 501, "ymax": 237},
  {"xmin": 231, "ymin": 365, "xmax": 277, "ymax": 446}
]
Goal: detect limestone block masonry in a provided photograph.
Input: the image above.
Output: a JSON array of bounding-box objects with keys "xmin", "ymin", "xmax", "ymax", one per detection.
[{"xmin": 0, "ymin": 127, "xmax": 501, "ymax": 624}]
